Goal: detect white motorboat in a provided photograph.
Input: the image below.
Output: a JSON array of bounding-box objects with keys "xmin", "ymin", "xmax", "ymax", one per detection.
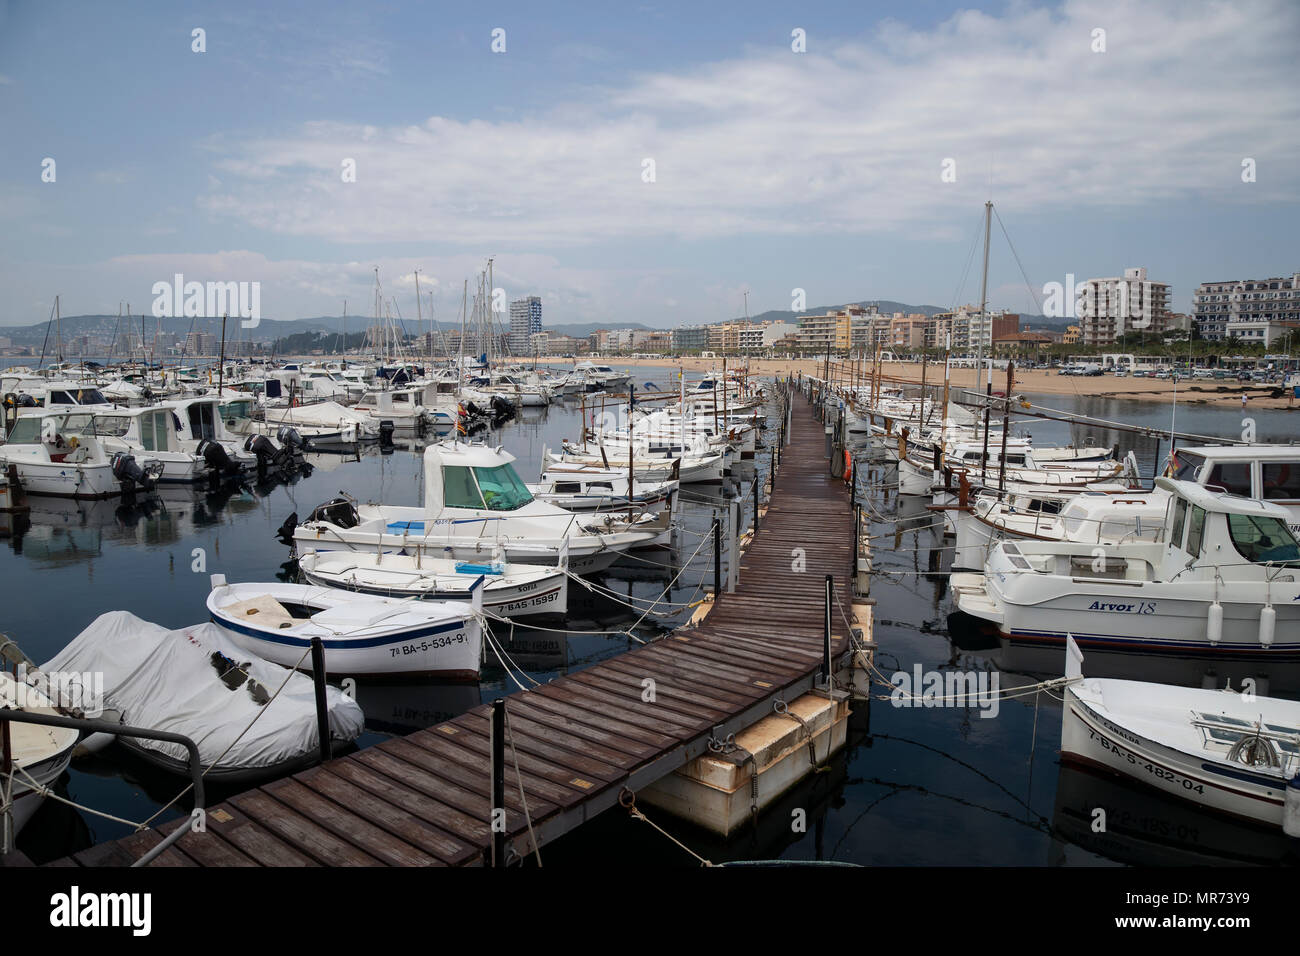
[
  {"xmin": 0, "ymin": 671, "xmax": 79, "ymax": 839},
  {"xmin": 208, "ymin": 577, "xmax": 484, "ymax": 679},
  {"xmin": 558, "ymin": 438, "xmax": 726, "ymax": 484},
  {"xmin": 951, "ymin": 487, "xmax": 1166, "ymax": 571},
  {"xmin": 293, "ymin": 440, "xmax": 665, "ymax": 574},
  {"xmin": 298, "ymin": 550, "xmax": 568, "ymax": 618},
  {"xmin": 1061, "ymin": 636, "xmax": 1300, "ymax": 831},
  {"xmin": 230, "ymin": 398, "xmax": 376, "ymax": 447},
  {"xmin": 531, "ymin": 465, "xmax": 677, "ymax": 513},
  {"xmin": 0, "ymin": 410, "xmax": 163, "ymax": 498},
  {"xmin": 952, "ymin": 478, "xmax": 1300, "ymax": 659}
]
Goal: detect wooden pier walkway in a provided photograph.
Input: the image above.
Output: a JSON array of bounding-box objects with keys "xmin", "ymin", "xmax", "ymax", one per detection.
[{"xmin": 42, "ymin": 387, "xmax": 857, "ymax": 867}]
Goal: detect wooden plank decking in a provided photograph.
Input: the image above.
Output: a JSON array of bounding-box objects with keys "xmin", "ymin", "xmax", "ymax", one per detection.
[{"xmin": 45, "ymin": 385, "xmax": 856, "ymax": 867}]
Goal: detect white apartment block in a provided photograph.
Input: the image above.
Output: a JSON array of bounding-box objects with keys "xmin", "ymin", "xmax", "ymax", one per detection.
[
  {"xmin": 1193, "ymin": 272, "xmax": 1300, "ymax": 345},
  {"xmin": 736, "ymin": 321, "xmax": 799, "ymax": 351},
  {"xmin": 1077, "ymin": 267, "xmax": 1171, "ymax": 346}
]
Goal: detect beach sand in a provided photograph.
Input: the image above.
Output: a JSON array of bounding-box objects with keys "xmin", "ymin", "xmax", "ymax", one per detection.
[{"xmin": 535, "ymin": 357, "xmax": 1298, "ymax": 410}]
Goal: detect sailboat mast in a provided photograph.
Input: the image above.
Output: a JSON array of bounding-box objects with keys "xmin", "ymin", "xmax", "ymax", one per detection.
[
  {"xmin": 414, "ymin": 269, "xmax": 423, "ymax": 373},
  {"xmin": 976, "ymin": 199, "xmax": 992, "ymax": 396}
]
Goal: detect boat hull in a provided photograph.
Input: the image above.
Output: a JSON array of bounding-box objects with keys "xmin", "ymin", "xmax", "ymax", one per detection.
[{"xmin": 1063, "ymin": 689, "xmax": 1287, "ymax": 827}]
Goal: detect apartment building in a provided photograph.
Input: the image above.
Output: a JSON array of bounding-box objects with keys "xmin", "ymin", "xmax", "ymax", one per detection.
[
  {"xmin": 508, "ymin": 297, "xmax": 543, "ymax": 354},
  {"xmin": 796, "ymin": 309, "xmax": 853, "ymax": 353},
  {"xmin": 1193, "ymin": 272, "xmax": 1300, "ymax": 345},
  {"xmin": 1077, "ymin": 267, "xmax": 1171, "ymax": 346}
]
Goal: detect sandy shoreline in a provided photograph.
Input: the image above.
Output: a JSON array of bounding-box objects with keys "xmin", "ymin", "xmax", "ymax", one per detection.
[{"xmin": 531, "ymin": 357, "xmax": 1298, "ymax": 410}]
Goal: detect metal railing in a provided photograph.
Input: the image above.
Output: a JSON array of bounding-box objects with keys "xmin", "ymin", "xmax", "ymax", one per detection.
[{"xmin": 0, "ymin": 709, "xmax": 204, "ymax": 866}]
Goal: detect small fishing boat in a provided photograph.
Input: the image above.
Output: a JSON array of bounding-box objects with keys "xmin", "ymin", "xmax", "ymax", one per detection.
[
  {"xmin": 0, "ymin": 671, "xmax": 79, "ymax": 839},
  {"xmin": 531, "ymin": 463, "xmax": 677, "ymax": 513},
  {"xmin": 298, "ymin": 550, "xmax": 568, "ymax": 618},
  {"xmin": 42, "ymin": 610, "xmax": 365, "ymax": 783},
  {"xmin": 1062, "ymin": 636, "xmax": 1300, "ymax": 831},
  {"xmin": 208, "ymin": 576, "xmax": 484, "ymax": 679}
]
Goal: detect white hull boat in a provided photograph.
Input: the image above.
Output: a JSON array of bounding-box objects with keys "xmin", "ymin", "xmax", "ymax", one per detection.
[
  {"xmin": 1062, "ymin": 637, "xmax": 1300, "ymax": 830},
  {"xmin": 0, "ymin": 672, "xmax": 79, "ymax": 840},
  {"xmin": 208, "ymin": 577, "xmax": 484, "ymax": 679},
  {"xmin": 953, "ymin": 478, "xmax": 1300, "ymax": 660},
  {"xmin": 293, "ymin": 441, "xmax": 666, "ymax": 575},
  {"xmin": 298, "ymin": 550, "xmax": 568, "ymax": 618}
]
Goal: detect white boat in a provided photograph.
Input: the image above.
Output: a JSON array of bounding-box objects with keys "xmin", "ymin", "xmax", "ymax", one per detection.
[
  {"xmin": 0, "ymin": 671, "xmax": 79, "ymax": 839},
  {"xmin": 0, "ymin": 410, "xmax": 163, "ymax": 498},
  {"xmin": 558, "ymin": 437, "xmax": 726, "ymax": 484},
  {"xmin": 951, "ymin": 487, "xmax": 1165, "ymax": 571},
  {"xmin": 207, "ymin": 577, "xmax": 484, "ymax": 679},
  {"xmin": 1062, "ymin": 636, "xmax": 1300, "ymax": 830},
  {"xmin": 229, "ymin": 398, "xmax": 376, "ymax": 447},
  {"xmin": 531, "ymin": 460, "xmax": 677, "ymax": 513},
  {"xmin": 43, "ymin": 610, "xmax": 365, "ymax": 783},
  {"xmin": 298, "ymin": 550, "xmax": 568, "ymax": 618},
  {"xmin": 952, "ymin": 477, "xmax": 1300, "ymax": 659},
  {"xmin": 899, "ymin": 440, "xmax": 1128, "ymax": 497},
  {"xmin": 293, "ymin": 440, "xmax": 666, "ymax": 574}
]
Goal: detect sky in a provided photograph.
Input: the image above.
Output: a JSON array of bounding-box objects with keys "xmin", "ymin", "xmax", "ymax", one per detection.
[{"xmin": 0, "ymin": 0, "xmax": 1297, "ymax": 330}]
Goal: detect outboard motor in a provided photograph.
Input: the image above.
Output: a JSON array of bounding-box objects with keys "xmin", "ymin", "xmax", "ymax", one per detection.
[
  {"xmin": 378, "ymin": 420, "xmax": 395, "ymax": 446},
  {"xmin": 196, "ymin": 438, "xmax": 238, "ymax": 478},
  {"xmin": 276, "ymin": 425, "xmax": 309, "ymax": 455},
  {"xmin": 275, "ymin": 511, "xmax": 298, "ymax": 545},
  {"xmin": 111, "ymin": 452, "xmax": 155, "ymax": 493},
  {"xmin": 307, "ymin": 497, "xmax": 360, "ymax": 529},
  {"xmin": 490, "ymin": 395, "xmax": 515, "ymax": 424},
  {"xmin": 244, "ymin": 434, "xmax": 288, "ymax": 470}
]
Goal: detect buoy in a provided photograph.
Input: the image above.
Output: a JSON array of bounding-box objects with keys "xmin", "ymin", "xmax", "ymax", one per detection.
[
  {"xmin": 1207, "ymin": 600, "xmax": 1223, "ymax": 644},
  {"xmin": 1285, "ymin": 775, "xmax": 1300, "ymax": 838},
  {"xmin": 1260, "ymin": 605, "xmax": 1276, "ymax": 647}
]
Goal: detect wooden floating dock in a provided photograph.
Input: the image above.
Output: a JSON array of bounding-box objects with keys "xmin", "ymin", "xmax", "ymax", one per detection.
[{"xmin": 38, "ymin": 386, "xmax": 863, "ymax": 867}]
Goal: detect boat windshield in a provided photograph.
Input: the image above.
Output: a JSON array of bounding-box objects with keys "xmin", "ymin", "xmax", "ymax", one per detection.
[
  {"xmin": 473, "ymin": 464, "xmax": 534, "ymax": 511},
  {"xmin": 81, "ymin": 416, "xmax": 133, "ymax": 438},
  {"xmin": 1172, "ymin": 452, "xmax": 1204, "ymax": 483},
  {"xmin": 1227, "ymin": 513, "xmax": 1300, "ymax": 565}
]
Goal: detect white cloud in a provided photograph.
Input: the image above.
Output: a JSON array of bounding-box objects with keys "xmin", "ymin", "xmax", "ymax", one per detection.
[{"xmin": 196, "ymin": 0, "xmax": 1299, "ymax": 247}]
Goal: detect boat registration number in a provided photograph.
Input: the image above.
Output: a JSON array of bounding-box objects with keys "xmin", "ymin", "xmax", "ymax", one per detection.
[
  {"xmin": 501, "ymin": 589, "xmax": 560, "ymax": 613},
  {"xmin": 1085, "ymin": 724, "xmax": 1205, "ymax": 795},
  {"xmin": 390, "ymin": 633, "xmax": 467, "ymax": 657}
]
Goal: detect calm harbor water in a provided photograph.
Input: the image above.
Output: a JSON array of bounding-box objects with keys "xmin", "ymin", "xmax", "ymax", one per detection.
[{"xmin": 7, "ymin": 375, "xmax": 1299, "ymax": 866}]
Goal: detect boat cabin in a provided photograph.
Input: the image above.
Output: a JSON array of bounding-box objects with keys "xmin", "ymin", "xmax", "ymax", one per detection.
[
  {"xmin": 1172, "ymin": 445, "xmax": 1300, "ymax": 532},
  {"xmin": 422, "ymin": 441, "xmax": 535, "ymax": 519},
  {"xmin": 1158, "ymin": 477, "xmax": 1300, "ymax": 581}
]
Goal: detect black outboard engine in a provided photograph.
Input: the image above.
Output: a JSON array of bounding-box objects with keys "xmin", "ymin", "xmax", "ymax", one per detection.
[
  {"xmin": 111, "ymin": 452, "xmax": 155, "ymax": 493},
  {"xmin": 490, "ymin": 395, "xmax": 515, "ymax": 424},
  {"xmin": 244, "ymin": 434, "xmax": 288, "ymax": 469},
  {"xmin": 196, "ymin": 438, "xmax": 238, "ymax": 477},
  {"xmin": 307, "ymin": 497, "xmax": 360, "ymax": 529},
  {"xmin": 378, "ymin": 420, "xmax": 395, "ymax": 446},
  {"xmin": 275, "ymin": 511, "xmax": 298, "ymax": 545},
  {"xmin": 276, "ymin": 425, "xmax": 309, "ymax": 455}
]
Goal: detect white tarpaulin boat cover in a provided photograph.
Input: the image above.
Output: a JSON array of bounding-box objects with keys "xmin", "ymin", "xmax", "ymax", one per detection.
[{"xmin": 44, "ymin": 611, "xmax": 365, "ymax": 775}]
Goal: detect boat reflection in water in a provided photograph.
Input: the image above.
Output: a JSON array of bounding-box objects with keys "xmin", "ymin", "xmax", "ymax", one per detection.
[
  {"xmin": 947, "ymin": 609, "xmax": 1300, "ymax": 697},
  {"xmin": 1050, "ymin": 762, "xmax": 1300, "ymax": 867},
  {"xmin": 349, "ymin": 680, "xmax": 482, "ymax": 737}
]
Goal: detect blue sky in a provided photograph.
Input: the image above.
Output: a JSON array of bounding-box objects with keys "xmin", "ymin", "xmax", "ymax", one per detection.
[{"xmin": 1, "ymin": 0, "xmax": 1297, "ymax": 329}]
